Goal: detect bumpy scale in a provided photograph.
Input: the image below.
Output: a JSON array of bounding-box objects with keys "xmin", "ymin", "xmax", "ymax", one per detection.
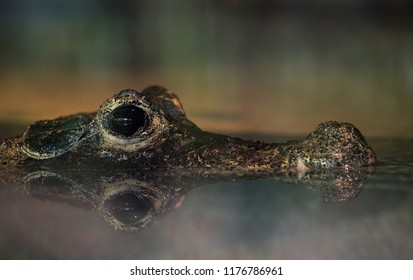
[{"xmin": 0, "ymin": 86, "xmax": 377, "ymax": 177}]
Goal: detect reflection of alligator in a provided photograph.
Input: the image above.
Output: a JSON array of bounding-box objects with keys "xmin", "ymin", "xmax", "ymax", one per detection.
[
  {"xmin": 0, "ymin": 86, "xmax": 377, "ymax": 230},
  {"xmin": 0, "ymin": 166, "xmax": 373, "ymax": 231}
]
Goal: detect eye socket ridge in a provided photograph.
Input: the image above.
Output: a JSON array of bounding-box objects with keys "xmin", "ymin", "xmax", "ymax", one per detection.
[{"xmin": 107, "ymin": 104, "xmax": 150, "ymax": 137}]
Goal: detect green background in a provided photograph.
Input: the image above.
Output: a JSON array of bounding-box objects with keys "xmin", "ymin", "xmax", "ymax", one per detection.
[{"xmin": 1, "ymin": 0, "xmax": 412, "ymax": 137}]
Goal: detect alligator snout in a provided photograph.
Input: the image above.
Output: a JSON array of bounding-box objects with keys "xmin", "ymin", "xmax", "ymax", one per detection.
[
  {"xmin": 295, "ymin": 121, "xmax": 377, "ymax": 169},
  {"xmin": 179, "ymin": 121, "xmax": 377, "ymax": 176}
]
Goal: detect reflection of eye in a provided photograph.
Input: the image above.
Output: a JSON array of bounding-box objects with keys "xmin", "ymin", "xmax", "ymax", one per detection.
[
  {"xmin": 107, "ymin": 105, "xmax": 149, "ymax": 137},
  {"xmin": 104, "ymin": 191, "xmax": 153, "ymax": 225}
]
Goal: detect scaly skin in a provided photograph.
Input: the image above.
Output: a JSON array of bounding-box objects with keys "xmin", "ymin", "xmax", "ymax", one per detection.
[{"xmin": 0, "ymin": 86, "xmax": 377, "ymax": 177}]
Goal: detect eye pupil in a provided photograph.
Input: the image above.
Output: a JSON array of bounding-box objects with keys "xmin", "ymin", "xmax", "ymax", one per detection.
[
  {"xmin": 108, "ymin": 105, "xmax": 148, "ymax": 137},
  {"xmin": 104, "ymin": 191, "xmax": 152, "ymax": 225}
]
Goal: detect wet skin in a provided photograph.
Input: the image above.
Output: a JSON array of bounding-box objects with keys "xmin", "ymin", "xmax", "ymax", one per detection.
[{"xmin": 0, "ymin": 86, "xmax": 377, "ymax": 177}]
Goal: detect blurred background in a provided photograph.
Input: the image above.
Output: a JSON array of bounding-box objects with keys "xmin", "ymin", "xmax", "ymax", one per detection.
[{"xmin": 1, "ymin": 0, "xmax": 413, "ymax": 137}]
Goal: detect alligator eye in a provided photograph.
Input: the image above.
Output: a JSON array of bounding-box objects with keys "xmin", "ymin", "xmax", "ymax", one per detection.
[
  {"xmin": 107, "ymin": 105, "xmax": 149, "ymax": 137},
  {"xmin": 99, "ymin": 91, "xmax": 163, "ymax": 151}
]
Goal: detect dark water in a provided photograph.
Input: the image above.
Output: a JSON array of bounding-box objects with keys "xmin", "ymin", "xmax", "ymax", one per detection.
[{"xmin": 0, "ymin": 126, "xmax": 412, "ymax": 259}]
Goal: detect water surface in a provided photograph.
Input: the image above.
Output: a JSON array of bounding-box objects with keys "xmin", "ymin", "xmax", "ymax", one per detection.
[{"xmin": 0, "ymin": 126, "xmax": 412, "ymax": 259}]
